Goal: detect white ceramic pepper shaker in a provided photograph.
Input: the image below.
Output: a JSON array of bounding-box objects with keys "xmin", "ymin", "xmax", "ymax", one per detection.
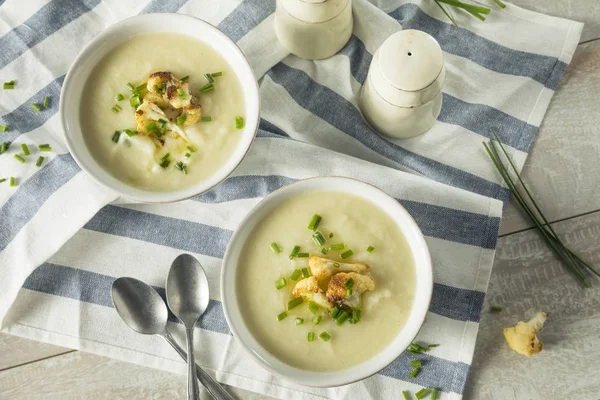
[
  {"xmin": 274, "ymin": 0, "xmax": 353, "ymax": 60},
  {"xmin": 360, "ymin": 29, "xmax": 445, "ymax": 139}
]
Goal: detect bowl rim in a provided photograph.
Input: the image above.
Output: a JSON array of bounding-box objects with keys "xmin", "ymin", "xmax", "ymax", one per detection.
[
  {"xmin": 59, "ymin": 13, "xmax": 260, "ymax": 204},
  {"xmin": 220, "ymin": 176, "xmax": 433, "ymax": 387}
]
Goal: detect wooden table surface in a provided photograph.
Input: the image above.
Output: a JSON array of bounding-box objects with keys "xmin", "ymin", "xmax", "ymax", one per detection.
[{"xmin": 2, "ymin": 2, "xmax": 600, "ymax": 399}]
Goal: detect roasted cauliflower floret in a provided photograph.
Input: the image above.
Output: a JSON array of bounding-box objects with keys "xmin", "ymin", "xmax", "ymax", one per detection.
[
  {"xmin": 292, "ymin": 276, "xmax": 334, "ymax": 310},
  {"xmin": 183, "ymin": 99, "xmax": 202, "ymax": 126},
  {"xmin": 504, "ymin": 312, "xmax": 548, "ymax": 356},
  {"xmin": 147, "ymin": 71, "xmax": 178, "ymax": 93},
  {"xmin": 143, "ymin": 91, "xmax": 171, "ymax": 109},
  {"xmin": 326, "ymin": 272, "xmax": 375, "ymax": 308},
  {"xmin": 166, "ymin": 82, "xmax": 192, "ymax": 109},
  {"xmin": 308, "ymin": 256, "xmax": 369, "ymax": 281},
  {"xmin": 135, "ymin": 100, "xmax": 169, "ymax": 135}
]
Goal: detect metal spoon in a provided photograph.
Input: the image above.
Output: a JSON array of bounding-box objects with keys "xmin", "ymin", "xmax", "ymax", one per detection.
[
  {"xmin": 166, "ymin": 254, "xmax": 211, "ymax": 400},
  {"xmin": 111, "ymin": 277, "xmax": 233, "ymax": 400}
]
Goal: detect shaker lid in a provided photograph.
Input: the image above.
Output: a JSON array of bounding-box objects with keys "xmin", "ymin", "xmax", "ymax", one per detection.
[
  {"xmin": 279, "ymin": 0, "xmax": 350, "ymax": 24},
  {"xmin": 378, "ymin": 30, "xmax": 443, "ymax": 92}
]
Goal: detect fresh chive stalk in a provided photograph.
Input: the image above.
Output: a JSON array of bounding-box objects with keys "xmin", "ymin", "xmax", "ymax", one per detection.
[
  {"xmin": 308, "ymin": 301, "xmax": 319, "ymax": 314},
  {"xmin": 402, "ymin": 391, "xmax": 411, "ymax": 400},
  {"xmin": 366, "ymin": 245, "xmax": 375, "ymax": 253},
  {"xmin": 43, "ymin": 96, "xmax": 49, "ymax": 109},
  {"xmin": 289, "ymin": 269, "xmax": 302, "ymax": 280},
  {"xmin": 36, "ymin": 156, "xmax": 44, "ymax": 167},
  {"xmin": 319, "ymin": 331, "xmax": 331, "ymax": 342},
  {"xmin": 0, "ymin": 125, "xmax": 7, "ymax": 132},
  {"xmin": 307, "ymin": 214, "xmax": 321, "ymax": 230},
  {"xmin": 204, "ymin": 73, "xmax": 215, "ymax": 83},
  {"xmin": 276, "ymin": 311, "xmax": 288, "ymax": 321},
  {"xmin": 275, "ymin": 277, "xmax": 286, "ymax": 290},
  {"xmin": 38, "ymin": 144, "xmax": 52, "ymax": 151},
  {"xmin": 340, "ymin": 249, "xmax": 354, "ymax": 259},
  {"xmin": 270, "ymin": 242, "xmax": 281, "ymax": 254},
  {"xmin": 181, "ymin": 75, "xmax": 190, "ymax": 82},
  {"xmin": 301, "ymin": 267, "xmax": 310, "ymax": 277},
  {"xmin": 176, "ymin": 113, "xmax": 187, "ymax": 125},
  {"xmin": 297, "ymin": 253, "xmax": 310, "ymax": 258},
  {"xmin": 312, "ymin": 231, "xmax": 326, "ymax": 246},
  {"xmin": 115, "ymin": 93, "xmax": 124, "ymax": 101},
  {"xmin": 287, "ymin": 297, "xmax": 303, "ymax": 310},
  {"xmin": 9, "ymin": 177, "xmax": 16, "ymax": 187},
  {"xmin": 312, "ymin": 315, "xmax": 322, "ymax": 325},
  {"xmin": 330, "ymin": 243, "xmax": 345, "ymax": 251},
  {"xmin": 410, "ymin": 368, "xmax": 419, "ymax": 378},
  {"xmin": 289, "ymin": 245, "xmax": 300, "ymax": 259},
  {"xmin": 14, "ymin": 154, "xmax": 25, "ymax": 164},
  {"xmin": 490, "ymin": 305, "xmax": 503, "ymax": 313},
  {"xmin": 20, "ymin": 144, "xmax": 30, "ymax": 155},
  {"xmin": 295, "ymin": 317, "xmax": 304, "ymax": 326},
  {"xmin": 199, "ymin": 83, "xmax": 214, "ymax": 93},
  {"xmin": 235, "ymin": 116, "xmax": 244, "ymax": 129},
  {"xmin": 411, "ymin": 360, "xmax": 422, "ymax": 368},
  {"xmin": 415, "ymin": 388, "xmax": 431, "ymax": 399},
  {"xmin": 0, "ymin": 178, "xmax": 5, "ymax": 184},
  {"xmin": 307, "ymin": 332, "xmax": 315, "ymax": 342},
  {"xmin": 428, "ymin": 344, "xmax": 440, "ymax": 348},
  {"xmin": 211, "ymin": 72, "xmax": 223, "ymax": 77},
  {"xmin": 30, "ymin": 103, "xmax": 41, "ymax": 112},
  {"xmin": 202, "ymin": 116, "xmax": 212, "ymax": 122}
]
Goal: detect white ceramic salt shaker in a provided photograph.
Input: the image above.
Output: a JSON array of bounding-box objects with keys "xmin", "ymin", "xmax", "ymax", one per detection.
[
  {"xmin": 274, "ymin": 0, "xmax": 353, "ymax": 60},
  {"xmin": 360, "ymin": 29, "xmax": 445, "ymax": 139}
]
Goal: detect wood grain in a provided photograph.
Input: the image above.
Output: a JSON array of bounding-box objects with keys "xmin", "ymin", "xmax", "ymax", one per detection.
[
  {"xmin": 465, "ymin": 210, "xmax": 600, "ymax": 400},
  {"xmin": 0, "ymin": 333, "xmax": 71, "ymax": 371}
]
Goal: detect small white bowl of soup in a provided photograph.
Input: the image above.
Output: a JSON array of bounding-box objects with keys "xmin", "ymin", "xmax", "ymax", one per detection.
[
  {"xmin": 221, "ymin": 177, "xmax": 433, "ymax": 387},
  {"xmin": 60, "ymin": 14, "xmax": 259, "ymax": 202}
]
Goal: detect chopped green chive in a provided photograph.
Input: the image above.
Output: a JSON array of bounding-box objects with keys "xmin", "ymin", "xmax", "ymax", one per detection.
[
  {"xmin": 123, "ymin": 129, "xmax": 138, "ymax": 137},
  {"xmin": 3, "ymin": 81, "xmax": 15, "ymax": 90},
  {"xmin": 312, "ymin": 315, "xmax": 322, "ymax": 325},
  {"xmin": 410, "ymin": 368, "xmax": 419, "ymax": 378},
  {"xmin": 111, "ymin": 131, "xmax": 121, "ymax": 143},
  {"xmin": 340, "ymin": 249, "xmax": 354, "ymax": 259},
  {"xmin": 153, "ymin": 84, "xmax": 162, "ymax": 94},
  {"xmin": 129, "ymin": 95, "xmax": 141, "ymax": 108},
  {"xmin": 308, "ymin": 301, "xmax": 319, "ymax": 314},
  {"xmin": 20, "ymin": 144, "xmax": 30, "ymax": 155},
  {"xmin": 187, "ymin": 145, "xmax": 196, "ymax": 153},
  {"xmin": 276, "ymin": 311, "xmax": 288, "ymax": 321},
  {"xmin": 335, "ymin": 311, "xmax": 349, "ymax": 326},
  {"xmin": 312, "ymin": 231, "xmax": 326, "ymax": 246},
  {"xmin": 270, "ymin": 242, "xmax": 281, "ymax": 253},
  {"xmin": 161, "ymin": 82, "xmax": 167, "ymax": 92},
  {"xmin": 320, "ymin": 248, "xmax": 329, "ymax": 255},
  {"xmin": 289, "ymin": 269, "xmax": 302, "ymax": 280},
  {"xmin": 174, "ymin": 161, "xmax": 188, "ymax": 175},
  {"xmin": 431, "ymin": 388, "xmax": 438, "ymax": 400},
  {"xmin": 411, "ymin": 360, "xmax": 422, "ymax": 368},
  {"xmin": 289, "ymin": 245, "xmax": 300, "ymax": 259},
  {"xmin": 43, "ymin": 96, "xmax": 49, "ymax": 109},
  {"xmin": 176, "ymin": 113, "xmax": 187, "ymax": 125},
  {"xmin": 38, "ymin": 144, "xmax": 52, "ymax": 151},
  {"xmin": 199, "ymin": 83, "xmax": 214, "ymax": 93},
  {"xmin": 126, "ymin": 83, "xmax": 135, "ymax": 91},
  {"xmin": 275, "ymin": 277, "xmax": 287, "ymax": 290},
  {"xmin": 402, "ymin": 391, "xmax": 411, "ymax": 400},
  {"xmin": 131, "ymin": 83, "xmax": 147, "ymax": 96},
  {"xmin": 204, "ymin": 73, "xmax": 215, "ymax": 83},
  {"xmin": 177, "ymin": 88, "xmax": 187, "ymax": 99},
  {"xmin": 0, "ymin": 125, "xmax": 7, "ymax": 132},
  {"xmin": 415, "ymin": 388, "xmax": 430, "ymax": 399},
  {"xmin": 330, "ymin": 243, "xmax": 345, "ymax": 251},
  {"xmin": 115, "ymin": 93, "xmax": 124, "ymax": 101},
  {"xmin": 185, "ymin": 152, "xmax": 191, "ymax": 158},
  {"xmin": 201, "ymin": 116, "xmax": 212, "ymax": 122},
  {"xmin": 235, "ymin": 116, "xmax": 244, "ymax": 129},
  {"xmin": 211, "ymin": 72, "xmax": 223, "ymax": 77},
  {"xmin": 295, "ymin": 317, "xmax": 304, "ymax": 326},
  {"xmin": 346, "ymin": 289, "xmax": 352, "ymax": 297},
  {"xmin": 330, "ymin": 306, "xmax": 340, "ymax": 319},
  {"xmin": 301, "ymin": 267, "xmax": 310, "ymax": 277},
  {"xmin": 319, "ymin": 331, "xmax": 331, "ymax": 342},
  {"xmin": 159, "ymin": 153, "xmax": 171, "ymax": 169},
  {"xmin": 0, "ymin": 141, "xmax": 10, "ymax": 154},
  {"xmin": 181, "ymin": 75, "xmax": 190, "ymax": 82},
  {"xmin": 366, "ymin": 245, "xmax": 375, "ymax": 253},
  {"xmin": 344, "ymin": 278, "xmax": 354, "ymax": 290},
  {"xmin": 112, "ymin": 104, "xmax": 122, "ymax": 113},
  {"xmin": 0, "ymin": 178, "xmax": 5, "ymax": 184},
  {"xmin": 352, "ymin": 309, "xmax": 361, "ymax": 323},
  {"xmin": 307, "ymin": 214, "xmax": 321, "ymax": 230},
  {"xmin": 328, "ymin": 232, "xmax": 334, "ymax": 238},
  {"xmin": 409, "ymin": 343, "xmax": 429, "ymax": 353},
  {"xmin": 490, "ymin": 305, "xmax": 503, "ymax": 312},
  {"xmin": 287, "ymin": 297, "xmax": 303, "ymax": 310},
  {"xmin": 14, "ymin": 154, "xmax": 25, "ymax": 164},
  {"xmin": 9, "ymin": 177, "xmax": 16, "ymax": 187},
  {"xmin": 297, "ymin": 253, "xmax": 310, "ymax": 258},
  {"xmin": 307, "ymin": 332, "xmax": 315, "ymax": 342},
  {"xmin": 36, "ymin": 156, "xmax": 44, "ymax": 167},
  {"xmin": 333, "ymin": 262, "xmax": 340, "ymax": 268},
  {"xmin": 145, "ymin": 122, "xmax": 157, "ymax": 134},
  {"xmin": 30, "ymin": 103, "xmax": 41, "ymax": 112},
  {"xmin": 428, "ymin": 344, "xmax": 440, "ymax": 348}
]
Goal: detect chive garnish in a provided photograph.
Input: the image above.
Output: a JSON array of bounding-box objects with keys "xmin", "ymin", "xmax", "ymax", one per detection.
[
  {"xmin": 175, "ymin": 162, "xmax": 188, "ymax": 175},
  {"xmin": 312, "ymin": 231, "xmax": 326, "ymax": 246},
  {"xmin": 126, "ymin": 83, "xmax": 135, "ymax": 91},
  {"xmin": 410, "ymin": 368, "xmax": 419, "ymax": 378},
  {"xmin": 176, "ymin": 113, "xmax": 187, "ymax": 125},
  {"xmin": 111, "ymin": 104, "xmax": 122, "ymax": 113},
  {"xmin": 330, "ymin": 243, "xmax": 345, "ymax": 251},
  {"xmin": 270, "ymin": 242, "xmax": 281, "ymax": 253},
  {"xmin": 38, "ymin": 144, "xmax": 52, "ymax": 151},
  {"xmin": 289, "ymin": 245, "xmax": 300, "ymax": 259},
  {"xmin": 428, "ymin": 344, "xmax": 440, "ymax": 348},
  {"xmin": 431, "ymin": 388, "xmax": 438, "ymax": 400},
  {"xmin": 187, "ymin": 145, "xmax": 196, "ymax": 153},
  {"xmin": 14, "ymin": 154, "xmax": 25, "ymax": 164},
  {"xmin": 202, "ymin": 116, "xmax": 212, "ymax": 122},
  {"xmin": 235, "ymin": 116, "xmax": 245, "ymax": 129},
  {"xmin": 211, "ymin": 72, "xmax": 223, "ymax": 77},
  {"xmin": 124, "ymin": 129, "xmax": 138, "ymax": 137},
  {"xmin": 367, "ymin": 245, "xmax": 375, "ymax": 253},
  {"xmin": 30, "ymin": 103, "xmax": 41, "ymax": 112},
  {"xmin": 43, "ymin": 96, "xmax": 49, "ymax": 109},
  {"xmin": 289, "ymin": 269, "xmax": 302, "ymax": 280},
  {"xmin": 307, "ymin": 214, "xmax": 321, "ymax": 230},
  {"xmin": 185, "ymin": 153, "xmax": 191, "ymax": 159},
  {"xmin": 36, "ymin": 156, "xmax": 44, "ymax": 167},
  {"xmin": 490, "ymin": 305, "xmax": 503, "ymax": 312},
  {"xmin": 307, "ymin": 332, "xmax": 315, "ymax": 342},
  {"xmin": 131, "ymin": 82, "xmax": 146, "ymax": 96},
  {"xmin": 3, "ymin": 80, "xmax": 15, "ymax": 89},
  {"xmin": 1, "ymin": 141, "xmax": 11, "ymax": 154},
  {"xmin": 335, "ymin": 311, "xmax": 349, "ymax": 326},
  {"xmin": 346, "ymin": 289, "xmax": 352, "ymax": 297},
  {"xmin": 181, "ymin": 75, "xmax": 190, "ymax": 82},
  {"xmin": 111, "ymin": 131, "xmax": 121, "ymax": 143},
  {"xmin": 333, "ymin": 262, "xmax": 340, "ymax": 268},
  {"xmin": 276, "ymin": 311, "xmax": 288, "ymax": 321},
  {"xmin": 115, "ymin": 93, "xmax": 124, "ymax": 101},
  {"xmin": 204, "ymin": 73, "xmax": 214, "ymax": 83},
  {"xmin": 287, "ymin": 297, "xmax": 303, "ymax": 310},
  {"xmin": 0, "ymin": 178, "xmax": 5, "ymax": 184},
  {"xmin": 319, "ymin": 331, "xmax": 331, "ymax": 342},
  {"xmin": 340, "ymin": 249, "xmax": 354, "ymax": 259},
  {"xmin": 328, "ymin": 233, "xmax": 334, "ymax": 238},
  {"xmin": 159, "ymin": 153, "xmax": 171, "ymax": 168},
  {"xmin": 0, "ymin": 125, "xmax": 7, "ymax": 132},
  {"xmin": 275, "ymin": 277, "xmax": 286, "ymax": 290},
  {"xmin": 297, "ymin": 253, "xmax": 309, "ymax": 258},
  {"xmin": 177, "ymin": 88, "xmax": 187, "ymax": 99},
  {"xmin": 344, "ymin": 278, "xmax": 354, "ymax": 290},
  {"xmin": 415, "ymin": 388, "xmax": 430, "ymax": 399},
  {"xmin": 320, "ymin": 248, "xmax": 329, "ymax": 255},
  {"xmin": 352, "ymin": 309, "xmax": 361, "ymax": 323},
  {"xmin": 330, "ymin": 306, "xmax": 340, "ymax": 319},
  {"xmin": 301, "ymin": 267, "xmax": 310, "ymax": 277},
  {"xmin": 161, "ymin": 82, "xmax": 167, "ymax": 92},
  {"xmin": 411, "ymin": 360, "xmax": 422, "ymax": 368},
  {"xmin": 9, "ymin": 177, "xmax": 16, "ymax": 187},
  {"xmin": 312, "ymin": 315, "xmax": 322, "ymax": 325},
  {"xmin": 295, "ymin": 317, "xmax": 304, "ymax": 326},
  {"xmin": 199, "ymin": 83, "xmax": 214, "ymax": 93},
  {"xmin": 402, "ymin": 391, "xmax": 410, "ymax": 400},
  {"xmin": 129, "ymin": 95, "xmax": 141, "ymax": 108},
  {"xmin": 308, "ymin": 301, "xmax": 319, "ymax": 314},
  {"xmin": 20, "ymin": 144, "xmax": 30, "ymax": 155}
]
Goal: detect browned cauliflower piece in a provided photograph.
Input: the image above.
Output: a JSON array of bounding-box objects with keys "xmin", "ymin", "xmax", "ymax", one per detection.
[
  {"xmin": 326, "ymin": 272, "xmax": 375, "ymax": 308},
  {"xmin": 165, "ymin": 82, "xmax": 192, "ymax": 109},
  {"xmin": 183, "ymin": 98, "xmax": 202, "ymax": 126},
  {"xmin": 292, "ymin": 276, "xmax": 334, "ymax": 310},
  {"xmin": 308, "ymin": 256, "xmax": 369, "ymax": 281},
  {"xmin": 504, "ymin": 312, "xmax": 548, "ymax": 356}
]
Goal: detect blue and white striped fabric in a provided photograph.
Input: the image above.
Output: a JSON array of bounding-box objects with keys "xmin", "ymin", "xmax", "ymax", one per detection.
[{"xmin": 0, "ymin": 1, "xmax": 582, "ymax": 399}]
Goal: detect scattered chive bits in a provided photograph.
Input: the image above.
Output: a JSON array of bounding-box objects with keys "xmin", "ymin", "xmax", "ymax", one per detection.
[
  {"xmin": 159, "ymin": 153, "xmax": 171, "ymax": 169},
  {"xmin": 312, "ymin": 231, "xmax": 326, "ymax": 246},
  {"xmin": 126, "ymin": 82, "xmax": 135, "ymax": 91},
  {"xmin": 275, "ymin": 277, "xmax": 286, "ymax": 290},
  {"xmin": 235, "ymin": 116, "xmax": 244, "ymax": 129},
  {"xmin": 312, "ymin": 315, "xmax": 322, "ymax": 325},
  {"xmin": 335, "ymin": 311, "xmax": 349, "ymax": 326},
  {"xmin": 320, "ymin": 248, "xmax": 329, "ymax": 255},
  {"xmin": 174, "ymin": 161, "xmax": 188, "ymax": 175},
  {"xmin": 351, "ymin": 309, "xmax": 361, "ymax": 323},
  {"xmin": 111, "ymin": 131, "xmax": 121, "ymax": 143},
  {"xmin": 177, "ymin": 88, "xmax": 187, "ymax": 100},
  {"xmin": 330, "ymin": 306, "xmax": 340, "ymax": 319},
  {"xmin": 13, "ymin": 154, "xmax": 25, "ymax": 164},
  {"xmin": 270, "ymin": 242, "xmax": 282, "ymax": 254},
  {"xmin": 330, "ymin": 243, "xmax": 345, "ymax": 251},
  {"xmin": 295, "ymin": 317, "xmax": 304, "ymax": 326},
  {"xmin": 39, "ymin": 144, "xmax": 52, "ymax": 152},
  {"xmin": 431, "ymin": 388, "xmax": 438, "ymax": 400},
  {"xmin": 153, "ymin": 84, "xmax": 162, "ymax": 94},
  {"xmin": 0, "ymin": 178, "xmax": 5, "ymax": 184},
  {"xmin": 366, "ymin": 245, "xmax": 375, "ymax": 253},
  {"xmin": 176, "ymin": 113, "xmax": 187, "ymax": 125},
  {"xmin": 402, "ymin": 391, "xmax": 411, "ymax": 400},
  {"xmin": 297, "ymin": 252, "xmax": 309, "ymax": 258},
  {"xmin": 3, "ymin": 80, "xmax": 15, "ymax": 89},
  {"xmin": 289, "ymin": 245, "xmax": 300, "ymax": 259},
  {"xmin": 410, "ymin": 368, "xmax": 420, "ymax": 378},
  {"xmin": 301, "ymin": 267, "xmax": 310, "ymax": 277},
  {"xmin": 9, "ymin": 177, "xmax": 16, "ymax": 187},
  {"xmin": 199, "ymin": 83, "xmax": 214, "ymax": 93},
  {"xmin": 307, "ymin": 301, "xmax": 319, "ymax": 314},
  {"xmin": 340, "ymin": 249, "xmax": 354, "ymax": 259},
  {"xmin": 307, "ymin": 214, "xmax": 321, "ymax": 230},
  {"xmin": 307, "ymin": 332, "xmax": 315, "ymax": 342},
  {"xmin": 30, "ymin": 103, "xmax": 41, "ymax": 112},
  {"xmin": 36, "ymin": 156, "xmax": 44, "ymax": 168},
  {"xmin": 187, "ymin": 145, "xmax": 196, "ymax": 153},
  {"xmin": 287, "ymin": 297, "xmax": 303, "ymax": 310},
  {"xmin": 201, "ymin": 116, "xmax": 212, "ymax": 122},
  {"xmin": 409, "ymin": 342, "xmax": 430, "ymax": 354},
  {"xmin": 124, "ymin": 129, "xmax": 138, "ymax": 137},
  {"xmin": 1, "ymin": 141, "xmax": 11, "ymax": 154},
  {"xmin": 490, "ymin": 305, "xmax": 503, "ymax": 313},
  {"xmin": 204, "ymin": 73, "xmax": 215, "ymax": 83},
  {"xmin": 0, "ymin": 125, "xmax": 7, "ymax": 132},
  {"xmin": 319, "ymin": 331, "xmax": 331, "ymax": 342},
  {"xmin": 20, "ymin": 144, "xmax": 30, "ymax": 156},
  {"xmin": 115, "ymin": 93, "xmax": 124, "ymax": 101},
  {"xmin": 428, "ymin": 344, "xmax": 440, "ymax": 348},
  {"xmin": 112, "ymin": 104, "xmax": 122, "ymax": 113},
  {"xmin": 276, "ymin": 311, "xmax": 288, "ymax": 321},
  {"xmin": 411, "ymin": 360, "xmax": 422, "ymax": 368},
  {"xmin": 129, "ymin": 95, "xmax": 141, "ymax": 108},
  {"xmin": 185, "ymin": 152, "xmax": 191, "ymax": 158},
  {"xmin": 290, "ymin": 269, "xmax": 302, "ymax": 280},
  {"xmin": 181, "ymin": 75, "xmax": 190, "ymax": 82},
  {"xmin": 211, "ymin": 71, "xmax": 223, "ymax": 77},
  {"xmin": 344, "ymin": 278, "xmax": 354, "ymax": 290},
  {"xmin": 43, "ymin": 96, "xmax": 49, "ymax": 109},
  {"xmin": 415, "ymin": 388, "xmax": 430, "ymax": 399}
]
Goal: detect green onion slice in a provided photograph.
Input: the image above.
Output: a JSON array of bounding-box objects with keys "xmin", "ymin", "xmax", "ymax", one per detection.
[
  {"xmin": 312, "ymin": 315, "xmax": 322, "ymax": 325},
  {"xmin": 187, "ymin": 145, "xmax": 196, "ymax": 153},
  {"xmin": 402, "ymin": 391, "xmax": 410, "ymax": 400},
  {"xmin": 9, "ymin": 177, "xmax": 16, "ymax": 187},
  {"xmin": 176, "ymin": 113, "xmax": 187, "ymax": 125},
  {"xmin": 204, "ymin": 73, "xmax": 215, "ymax": 83},
  {"xmin": 301, "ymin": 267, "xmax": 310, "ymax": 277},
  {"xmin": 344, "ymin": 278, "xmax": 354, "ymax": 290},
  {"xmin": 115, "ymin": 93, "xmax": 124, "ymax": 101},
  {"xmin": 367, "ymin": 245, "xmax": 375, "ymax": 253},
  {"xmin": 126, "ymin": 83, "xmax": 135, "ymax": 91},
  {"xmin": 335, "ymin": 311, "xmax": 349, "ymax": 326},
  {"xmin": 307, "ymin": 332, "xmax": 314, "ymax": 342},
  {"xmin": 235, "ymin": 116, "xmax": 244, "ymax": 129},
  {"xmin": 289, "ymin": 245, "xmax": 300, "ymax": 259},
  {"xmin": 340, "ymin": 249, "xmax": 354, "ymax": 259},
  {"xmin": 211, "ymin": 72, "xmax": 223, "ymax": 77},
  {"xmin": 175, "ymin": 162, "xmax": 188, "ymax": 175},
  {"xmin": 330, "ymin": 306, "xmax": 340, "ymax": 319},
  {"xmin": 431, "ymin": 388, "xmax": 438, "ymax": 400},
  {"xmin": 295, "ymin": 317, "xmax": 304, "ymax": 326},
  {"xmin": 275, "ymin": 277, "xmax": 286, "ymax": 290},
  {"xmin": 30, "ymin": 104, "xmax": 41, "ymax": 112},
  {"xmin": 129, "ymin": 95, "xmax": 141, "ymax": 108},
  {"xmin": 319, "ymin": 331, "xmax": 331, "ymax": 342},
  {"xmin": 181, "ymin": 75, "xmax": 190, "ymax": 82},
  {"xmin": 490, "ymin": 305, "xmax": 503, "ymax": 312},
  {"xmin": 346, "ymin": 289, "xmax": 352, "ymax": 297},
  {"xmin": 20, "ymin": 144, "xmax": 30, "ymax": 155},
  {"xmin": 111, "ymin": 131, "xmax": 121, "ymax": 143},
  {"xmin": 289, "ymin": 269, "xmax": 302, "ymax": 281},
  {"xmin": 36, "ymin": 156, "xmax": 44, "ymax": 168},
  {"xmin": 199, "ymin": 83, "xmax": 214, "ymax": 93},
  {"xmin": 43, "ymin": 96, "xmax": 49, "ymax": 109},
  {"xmin": 320, "ymin": 248, "xmax": 329, "ymax": 255},
  {"xmin": 276, "ymin": 311, "xmax": 288, "ymax": 321},
  {"xmin": 329, "ymin": 232, "xmax": 334, "ymax": 238},
  {"xmin": 330, "ymin": 243, "xmax": 345, "ymax": 251},
  {"xmin": 307, "ymin": 214, "xmax": 321, "ymax": 230},
  {"xmin": 428, "ymin": 344, "xmax": 440, "ymax": 348},
  {"xmin": 287, "ymin": 297, "xmax": 303, "ymax": 310},
  {"xmin": 38, "ymin": 144, "xmax": 52, "ymax": 151},
  {"xmin": 410, "ymin": 368, "xmax": 419, "ymax": 378},
  {"xmin": 307, "ymin": 301, "xmax": 319, "ymax": 314},
  {"xmin": 0, "ymin": 178, "xmax": 5, "ymax": 184},
  {"xmin": 333, "ymin": 262, "xmax": 340, "ymax": 268},
  {"xmin": 177, "ymin": 88, "xmax": 187, "ymax": 99},
  {"xmin": 312, "ymin": 231, "xmax": 326, "ymax": 246},
  {"xmin": 14, "ymin": 154, "xmax": 25, "ymax": 164},
  {"xmin": 202, "ymin": 116, "xmax": 212, "ymax": 122},
  {"xmin": 411, "ymin": 360, "xmax": 422, "ymax": 368},
  {"xmin": 297, "ymin": 253, "xmax": 309, "ymax": 258},
  {"xmin": 270, "ymin": 242, "xmax": 281, "ymax": 254},
  {"xmin": 352, "ymin": 309, "xmax": 361, "ymax": 323},
  {"xmin": 415, "ymin": 388, "xmax": 430, "ymax": 399}
]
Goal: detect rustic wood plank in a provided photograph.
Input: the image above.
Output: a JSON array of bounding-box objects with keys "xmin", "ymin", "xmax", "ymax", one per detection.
[
  {"xmin": 0, "ymin": 333, "xmax": 71, "ymax": 371},
  {"xmin": 500, "ymin": 39, "xmax": 600, "ymax": 235},
  {"xmin": 466, "ymin": 210, "xmax": 600, "ymax": 400}
]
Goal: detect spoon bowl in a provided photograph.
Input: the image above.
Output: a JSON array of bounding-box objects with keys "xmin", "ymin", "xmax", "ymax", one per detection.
[{"xmin": 111, "ymin": 277, "xmax": 168, "ymax": 335}]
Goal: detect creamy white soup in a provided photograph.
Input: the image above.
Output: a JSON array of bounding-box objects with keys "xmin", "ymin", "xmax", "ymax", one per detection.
[
  {"xmin": 81, "ymin": 33, "xmax": 245, "ymax": 192},
  {"xmin": 237, "ymin": 191, "xmax": 416, "ymax": 371}
]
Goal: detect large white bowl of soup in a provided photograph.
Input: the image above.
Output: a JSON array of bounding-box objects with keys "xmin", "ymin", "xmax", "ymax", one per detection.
[
  {"xmin": 221, "ymin": 177, "xmax": 433, "ymax": 387},
  {"xmin": 60, "ymin": 14, "xmax": 259, "ymax": 202}
]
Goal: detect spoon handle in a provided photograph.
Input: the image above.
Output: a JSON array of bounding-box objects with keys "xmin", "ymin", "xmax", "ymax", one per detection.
[
  {"xmin": 185, "ymin": 327, "xmax": 200, "ymax": 400},
  {"xmin": 162, "ymin": 332, "xmax": 235, "ymax": 400}
]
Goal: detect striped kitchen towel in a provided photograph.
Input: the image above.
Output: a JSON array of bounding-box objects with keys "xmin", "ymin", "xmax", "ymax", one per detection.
[{"xmin": 0, "ymin": 1, "xmax": 582, "ymax": 399}]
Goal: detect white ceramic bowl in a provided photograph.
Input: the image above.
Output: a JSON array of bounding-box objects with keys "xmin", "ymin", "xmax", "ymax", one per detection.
[
  {"xmin": 60, "ymin": 14, "xmax": 260, "ymax": 203},
  {"xmin": 221, "ymin": 177, "xmax": 433, "ymax": 387}
]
